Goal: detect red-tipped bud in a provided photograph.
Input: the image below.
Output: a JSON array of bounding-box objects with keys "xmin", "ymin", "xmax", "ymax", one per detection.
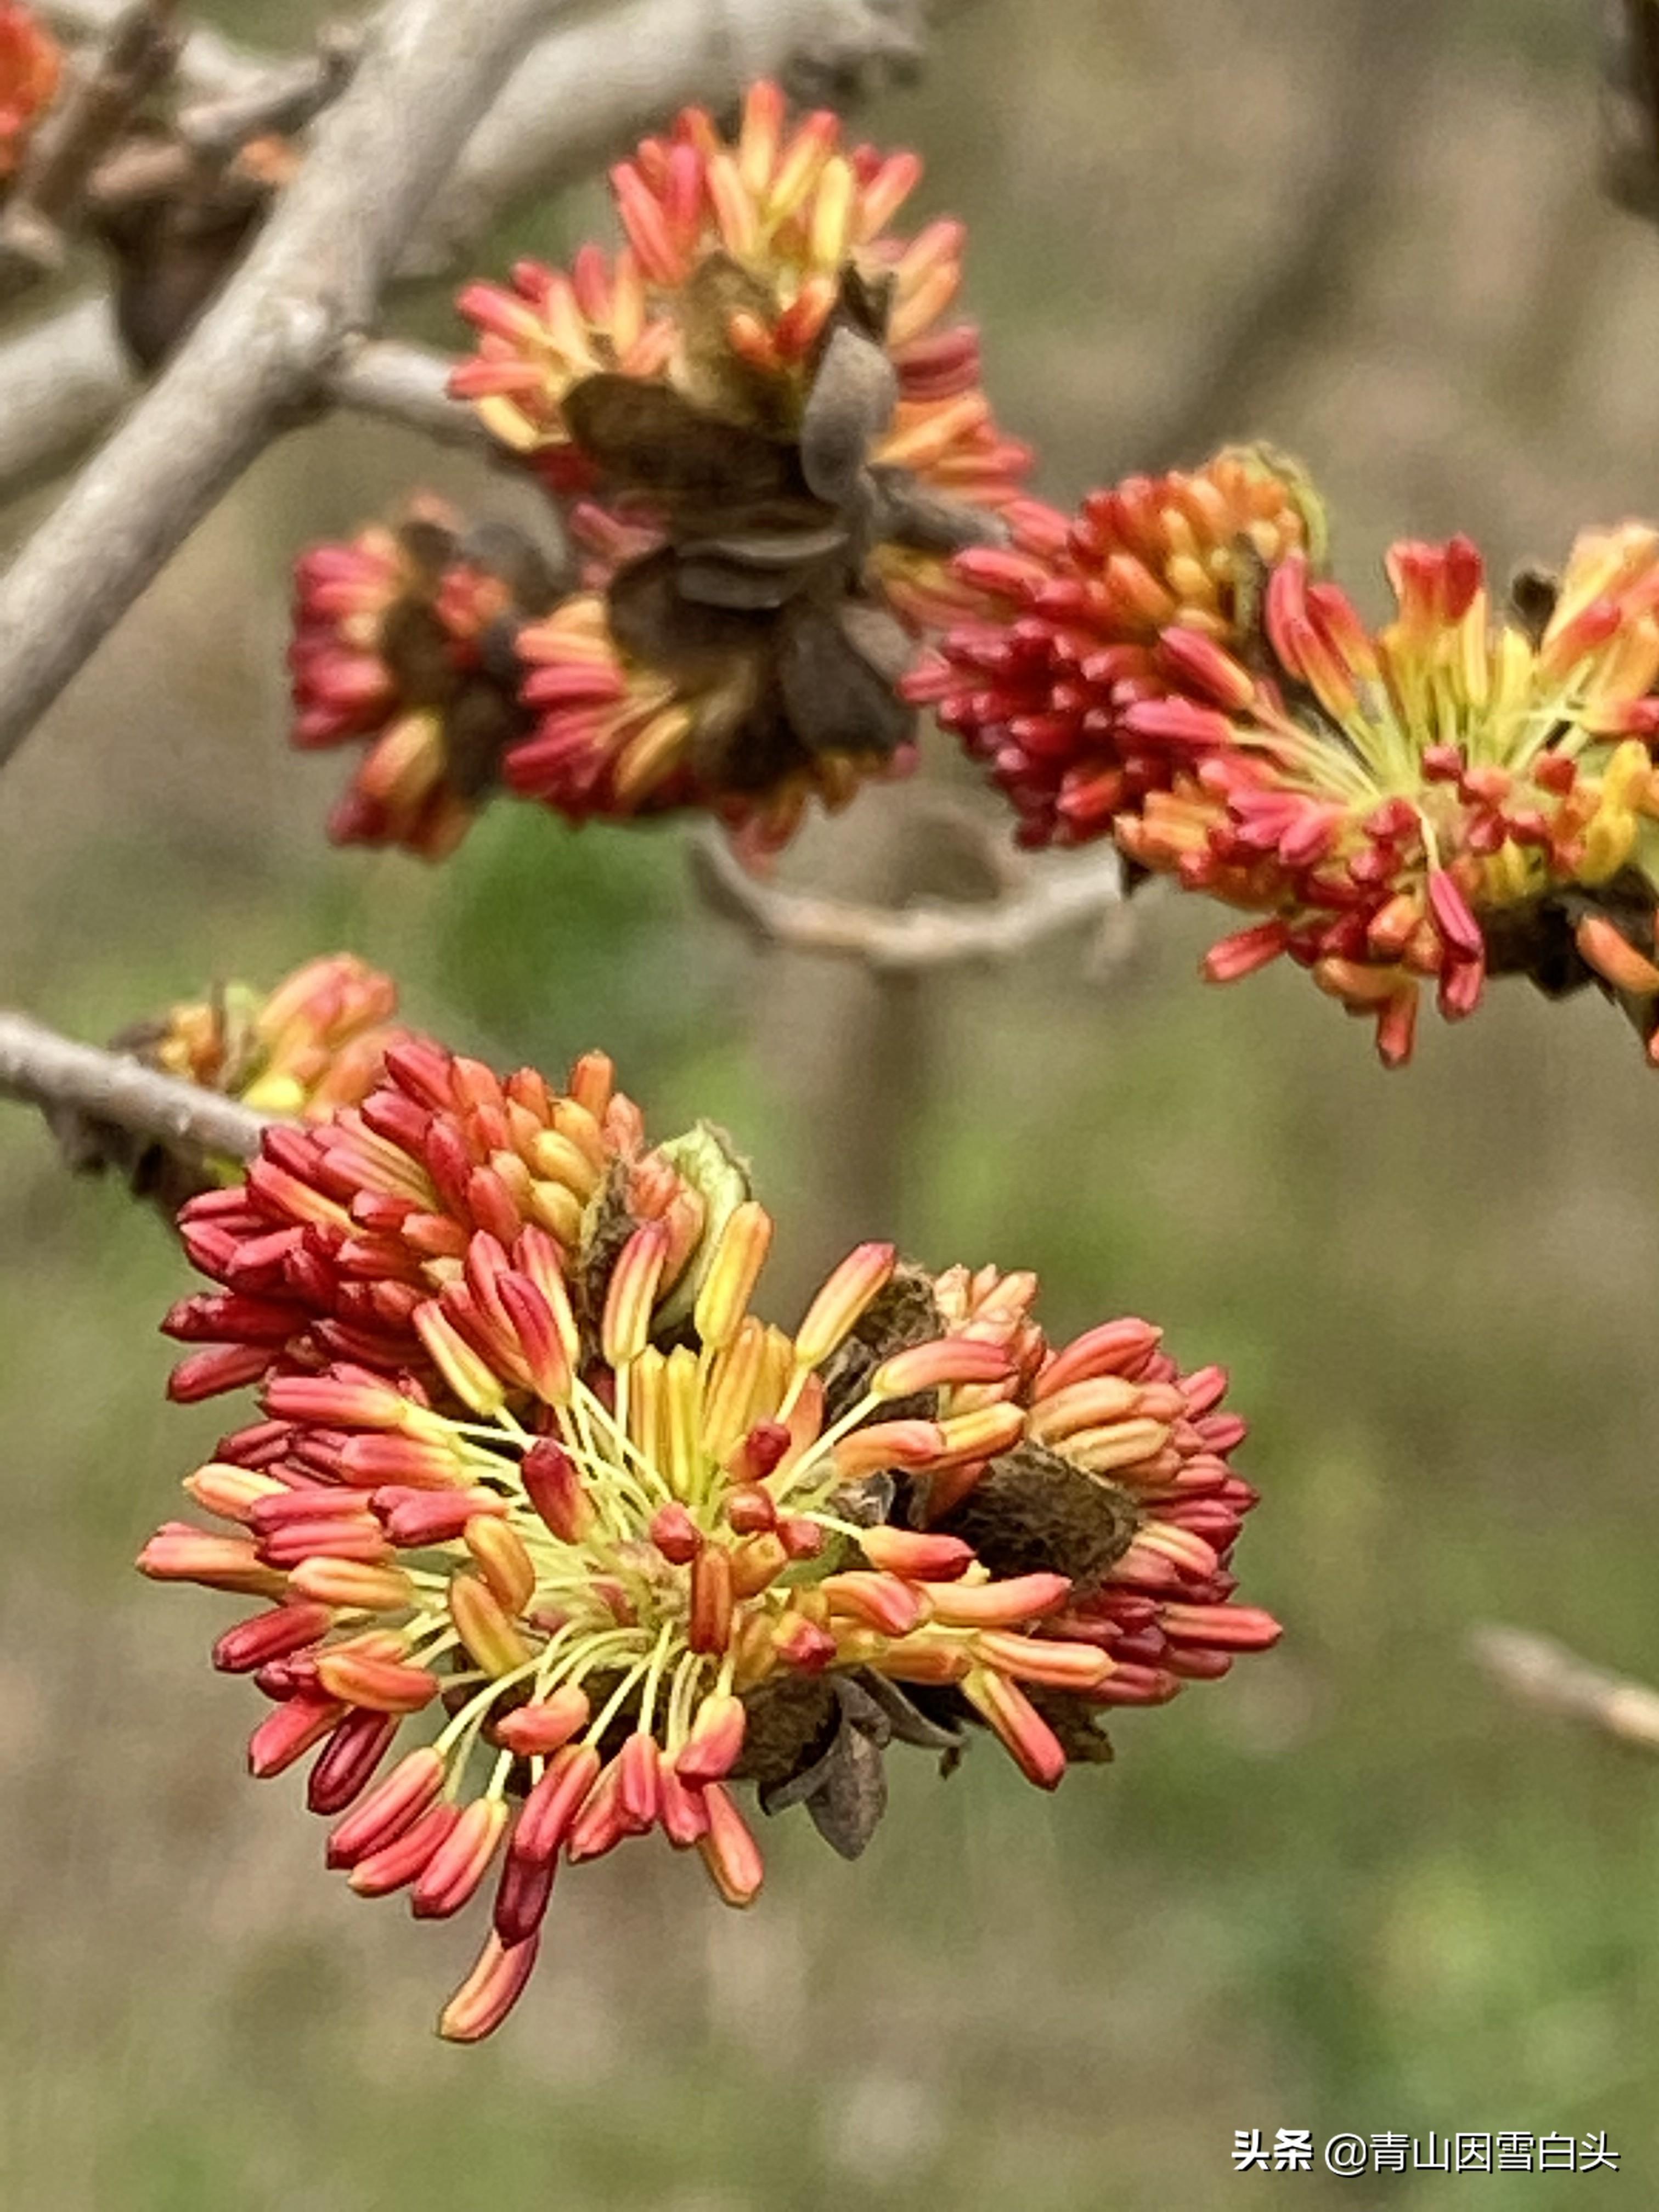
[
  {"xmin": 438, "ymin": 1932, "xmax": 541, "ymax": 2044},
  {"xmin": 777, "ymin": 1515, "xmax": 826, "ymax": 1561},
  {"xmin": 858, "ymin": 1527, "xmax": 975, "ymax": 1581},
  {"xmin": 772, "ymin": 1612, "xmax": 837, "ymax": 1672},
  {"xmin": 491, "ymin": 1686, "xmax": 591, "ymax": 1759},
  {"xmin": 724, "ymin": 1484, "xmax": 777, "ymax": 1535},
  {"xmin": 675, "ymin": 1694, "xmax": 747, "ymax": 1785},
  {"xmin": 411, "ymin": 1797, "xmax": 509, "ymax": 1918},
  {"xmin": 731, "ymin": 1420, "xmax": 791, "ymax": 1481},
  {"xmin": 697, "ymin": 1784, "xmax": 764, "ymax": 1906},
  {"xmin": 650, "ymin": 1502, "xmax": 702, "ymax": 1564},
  {"xmin": 521, "ymin": 1438, "xmax": 592, "ymax": 1543}
]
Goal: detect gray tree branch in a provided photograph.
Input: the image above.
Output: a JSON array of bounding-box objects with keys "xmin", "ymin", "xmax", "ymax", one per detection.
[
  {"xmin": 0, "ymin": 1009, "xmax": 268, "ymax": 1160},
  {"xmin": 690, "ymin": 823, "xmax": 1126, "ymax": 973},
  {"xmin": 0, "ymin": 0, "xmax": 565, "ymax": 776}
]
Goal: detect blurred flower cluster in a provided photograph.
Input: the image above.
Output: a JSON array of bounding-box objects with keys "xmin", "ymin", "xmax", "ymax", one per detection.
[
  {"xmin": 912, "ymin": 454, "xmax": 1659, "ymax": 1065},
  {"xmin": 0, "ymin": 2, "xmax": 58, "ymax": 183},
  {"xmin": 296, "ymin": 82, "xmax": 1049, "ymax": 862},
  {"xmin": 143, "ymin": 1020, "xmax": 1277, "ymax": 2039}
]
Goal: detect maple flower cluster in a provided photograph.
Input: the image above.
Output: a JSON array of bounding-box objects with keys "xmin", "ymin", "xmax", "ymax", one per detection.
[
  {"xmin": 914, "ymin": 453, "xmax": 1659, "ymax": 1065},
  {"xmin": 141, "ymin": 1029, "xmax": 1277, "ymax": 2040},
  {"xmin": 49, "ymin": 955, "xmax": 404, "ymax": 1217},
  {"xmin": 144, "ymin": 953, "xmax": 404, "ymax": 1124},
  {"xmin": 291, "ymin": 80, "xmax": 1045, "ymax": 860}
]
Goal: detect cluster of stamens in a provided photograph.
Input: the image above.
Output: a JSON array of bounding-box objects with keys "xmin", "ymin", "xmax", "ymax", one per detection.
[{"xmin": 142, "ymin": 1034, "xmax": 1278, "ymax": 2039}]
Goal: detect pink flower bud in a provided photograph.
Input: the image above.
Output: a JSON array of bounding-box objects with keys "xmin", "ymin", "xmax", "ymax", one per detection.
[
  {"xmin": 697, "ymin": 1784, "xmax": 764, "ymax": 1906},
  {"xmin": 675, "ymin": 1694, "xmax": 747, "ymax": 1785},
  {"xmin": 438, "ymin": 1931, "xmax": 541, "ymax": 2044},
  {"xmin": 326, "ymin": 1747, "xmax": 446, "ymax": 1867},
  {"xmin": 412, "ymin": 1797, "xmax": 509, "ymax": 1918},
  {"xmin": 521, "ymin": 1438, "xmax": 592, "ymax": 1543},
  {"xmin": 492, "ymin": 1687, "xmax": 591, "ymax": 1760}
]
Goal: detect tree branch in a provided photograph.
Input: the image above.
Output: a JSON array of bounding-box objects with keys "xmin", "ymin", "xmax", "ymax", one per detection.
[
  {"xmin": 327, "ymin": 335, "xmax": 492, "ymax": 452},
  {"xmin": 0, "ymin": 0, "xmax": 565, "ymax": 776},
  {"xmin": 0, "ymin": 1009, "xmax": 267, "ymax": 1161},
  {"xmin": 36, "ymin": 0, "xmax": 269, "ymax": 101},
  {"xmin": 690, "ymin": 824, "xmax": 1126, "ymax": 973},
  {"xmin": 1470, "ymin": 1624, "xmax": 1659, "ymax": 1752}
]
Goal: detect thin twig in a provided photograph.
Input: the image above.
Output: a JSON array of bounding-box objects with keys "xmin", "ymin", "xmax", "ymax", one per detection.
[
  {"xmin": 0, "ymin": 1009, "xmax": 267, "ymax": 1161},
  {"xmin": 175, "ymin": 27, "xmax": 360, "ymax": 160},
  {"xmin": 690, "ymin": 824, "xmax": 1125, "ymax": 973},
  {"xmin": 1470, "ymin": 1624, "xmax": 1659, "ymax": 1752},
  {"xmin": 0, "ymin": 0, "xmax": 566, "ymax": 777},
  {"xmin": 328, "ymin": 335, "xmax": 492, "ymax": 453},
  {"xmin": 36, "ymin": 0, "xmax": 267, "ymax": 101}
]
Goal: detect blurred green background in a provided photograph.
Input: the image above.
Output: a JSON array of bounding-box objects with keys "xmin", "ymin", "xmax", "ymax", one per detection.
[{"xmin": 5, "ymin": 2, "xmax": 1659, "ymax": 2205}]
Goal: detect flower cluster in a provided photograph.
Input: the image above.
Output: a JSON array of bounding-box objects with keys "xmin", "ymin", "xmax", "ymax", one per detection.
[
  {"xmin": 0, "ymin": 4, "xmax": 59, "ymax": 183},
  {"xmin": 294, "ymin": 81, "xmax": 1041, "ymax": 860},
  {"xmin": 146, "ymin": 953, "xmax": 404, "ymax": 1123},
  {"xmin": 906, "ymin": 448, "xmax": 1320, "ymax": 848},
  {"xmin": 49, "ymin": 956, "xmax": 404, "ymax": 1216},
  {"xmin": 143, "ymin": 1032, "xmax": 1278, "ymax": 2040},
  {"xmin": 1114, "ymin": 528, "xmax": 1659, "ymax": 1065},
  {"xmin": 913, "ymin": 448, "xmax": 1659, "ymax": 1064},
  {"xmin": 290, "ymin": 498, "xmax": 557, "ymax": 857}
]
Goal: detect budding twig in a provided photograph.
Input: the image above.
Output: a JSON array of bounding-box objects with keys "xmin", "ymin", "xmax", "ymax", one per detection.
[
  {"xmin": 0, "ymin": 1008, "xmax": 268, "ymax": 1161},
  {"xmin": 328, "ymin": 335, "xmax": 494, "ymax": 455},
  {"xmin": 690, "ymin": 825, "xmax": 1128, "ymax": 974},
  {"xmin": 1470, "ymin": 1624, "xmax": 1659, "ymax": 1752}
]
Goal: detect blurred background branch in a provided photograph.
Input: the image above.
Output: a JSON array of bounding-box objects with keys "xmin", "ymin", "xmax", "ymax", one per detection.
[
  {"xmin": 691, "ymin": 821, "xmax": 1127, "ymax": 972},
  {"xmin": 1471, "ymin": 1624, "xmax": 1659, "ymax": 1752}
]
